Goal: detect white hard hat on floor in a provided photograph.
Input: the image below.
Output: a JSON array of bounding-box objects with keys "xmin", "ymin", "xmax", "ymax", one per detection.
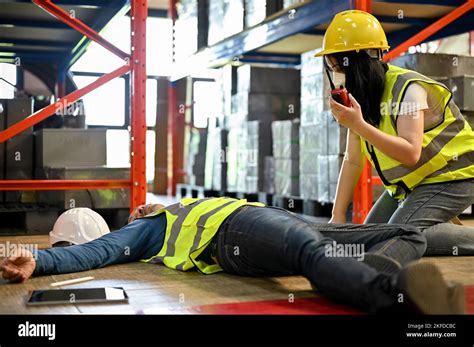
[{"xmin": 49, "ymin": 208, "xmax": 110, "ymax": 247}]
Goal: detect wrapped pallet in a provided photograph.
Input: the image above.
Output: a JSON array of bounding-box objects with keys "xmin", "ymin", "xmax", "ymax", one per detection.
[
  {"xmin": 272, "ymin": 119, "xmax": 300, "ymax": 196},
  {"xmin": 244, "ymin": 0, "xmax": 282, "ymax": 28},
  {"xmin": 208, "ymin": 0, "xmax": 244, "ymax": 45},
  {"xmin": 245, "ymin": 120, "xmax": 272, "ymax": 193}
]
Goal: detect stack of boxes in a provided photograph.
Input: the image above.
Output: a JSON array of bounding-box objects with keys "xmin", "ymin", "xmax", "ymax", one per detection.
[
  {"xmin": 204, "ymin": 116, "xmax": 225, "ymax": 191},
  {"xmin": 299, "ymin": 49, "xmax": 327, "ymax": 201},
  {"xmin": 208, "ymin": 0, "xmax": 244, "ymax": 45},
  {"xmin": 0, "ymin": 98, "xmax": 34, "ymax": 203},
  {"xmin": 272, "ymin": 119, "xmax": 300, "ymax": 196},
  {"xmin": 299, "ymin": 48, "xmax": 347, "ymax": 203},
  {"xmin": 244, "ymin": 0, "xmax": 282, "ymax": 28},
  {"xmin": 185, "ymin": 128, "xmax": 207, "ymax": 186},
  {"xmin": 174, "ymin": 0, "xmax": 208, "ymax": 62},
  {"xmin": 283, "ymin": 0, "xmax": 309, "ymax": 9},
  {"xmin": 226, "ymin": 65, "xmax": 300, "ymax": 193}
]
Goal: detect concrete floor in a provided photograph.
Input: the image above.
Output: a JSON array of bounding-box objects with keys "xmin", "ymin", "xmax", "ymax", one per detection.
[{"xmin": 0, "ymin": 218, "xmax": 473, "ymax": 314}]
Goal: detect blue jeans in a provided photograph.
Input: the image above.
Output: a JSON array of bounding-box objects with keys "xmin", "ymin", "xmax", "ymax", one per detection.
[
  {"xmin": 34, "ymin": 215, "xmax": 166, "ymax": 276},
  {"xmin": 365, "ymin": 179, "xmax": 474, "ymax": 255},
  {"xmin": 214, "ymin": 206, "xmax": 426, "ymax": 313}
]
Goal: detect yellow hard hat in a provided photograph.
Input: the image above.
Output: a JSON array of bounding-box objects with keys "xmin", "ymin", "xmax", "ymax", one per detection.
[{"xmin": 315, "ymin": 10, "xmax": 389, "ymax": 57}]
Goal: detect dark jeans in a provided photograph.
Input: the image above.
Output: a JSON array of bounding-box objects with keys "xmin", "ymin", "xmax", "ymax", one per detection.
[
  {"xmin": 365, "ymin": 179, "xmax": 474, "ymax": 255},
  {"xmin": 215, "ymin": 206, "xmax": 426, "ymax": 313}
]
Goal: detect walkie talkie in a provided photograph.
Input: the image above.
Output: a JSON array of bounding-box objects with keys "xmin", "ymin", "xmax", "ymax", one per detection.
[{"xmin": 326, "ymin": 68, "xmax": 351, "ymax": 107}]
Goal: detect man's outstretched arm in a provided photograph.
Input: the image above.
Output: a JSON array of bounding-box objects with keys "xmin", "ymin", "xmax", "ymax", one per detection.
[{"xmin": 1, "ymin": 214, "xmax": 166, "ymax": 283}]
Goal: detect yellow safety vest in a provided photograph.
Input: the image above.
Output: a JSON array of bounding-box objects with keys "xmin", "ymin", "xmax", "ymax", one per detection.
[
  {"xmin": 361, "ymin": 64, "xmax": 474, "ymax": 199},
  {"xmin": 140, "ymin": 197, "xmax": 265, "ymax": 274}
]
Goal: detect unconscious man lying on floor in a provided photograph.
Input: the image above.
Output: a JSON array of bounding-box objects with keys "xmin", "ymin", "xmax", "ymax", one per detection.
[{"xmin": 0, "ymin": 197, "xmax": 465, "ymax": 314}]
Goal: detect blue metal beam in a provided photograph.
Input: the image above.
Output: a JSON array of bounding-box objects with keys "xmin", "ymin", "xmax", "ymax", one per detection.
[
  {"xmin": 171, "ymin": 0, "xmax": 351, "ymax": 81},
  {"xmin": 302, "ymin": 28, "xmax": 327, "ymax": 35},
  {"xmin": 377, "ymin": 15, "xmax": 433, "ymax": 26},
  {"xmin": 241, "ymin": 52, "xmax": 301, "ymax": 66},
  {"xmin": 0, "ymin": 38, "xmax": 73, "ymax": 48},
  {"xmin": 386, "ymin": 11, "xmax": 474, "ymax": 48},
  {"xmin": 0, "ymin": 46, "xmax": 67, "ymax": 53},
  {"xmin": 0, "ymin": 18, "xmax": 71, "ymax": 29},
  {"xmin": 0, "ymin": 52, "xmax": 63, "ymax": 62}
]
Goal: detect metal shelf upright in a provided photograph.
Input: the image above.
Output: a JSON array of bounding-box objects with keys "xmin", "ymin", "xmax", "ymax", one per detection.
[{"xmin": 0, "ymin": 0, "xmax": 148, "ymax": 212}]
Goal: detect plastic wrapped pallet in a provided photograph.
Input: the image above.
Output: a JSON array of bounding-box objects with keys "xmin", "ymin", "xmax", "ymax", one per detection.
[
  {"xmin": 204, "ymin": 117, "xmax": 219, "ymax": 190},
  {"xmin": 271, "ymin": 119, "xmax": 299, "ymax": 159},
  {"xmin": 317, "ymin": 154, "xmax": 343, "ymax": 203},
  {"xmin": 244, "ymin": 0, "xmax": 282, "ymax": 28},
  {"xmin": 283, "ymin": 0, "xmax": 310, "ymax": 9},
  {"xmin": 237, "ymin": 65, "xmax": 300, "ymax": 94},
  {"xmin": 175, "ymin": 1, "xmax": 198, "ymax": 62},
  {"xmin": 300, "ymin": 48, "xmax": 330, "ymax": 127},
  {"xmin": 244, "ymin": 120, "xmax": 272, "ymax": 193},
  {"xmin": 300, "ymin": 100, "xmax": 325, "ymax": 126},
  {"xmin": 227, "ymin": 124, "xmax": 249, "ymax": 192},
  {"xmin": 299, "ymin": 174, "xmax": 318, "ymax": 200},
  {"xmin": 208, "ymin": 0, "xmax": 244, "ymax": 45},
  {"xmin": 327, "ymin": 117, "xmax": 348, "ymax": 155},
  {"xmin": 301, "ymin": 73, "xmax": 325, "ymax": 100},
  {"xmin": 264, "ymin": 156, "xmax": 275, "ymax": 194},
  {"xmin": 274, "ymin": 158, "xmax": 299, "ymax": 196},
  {"xmin": 232, "ymin": 92, "xmax": 300, "ymax": 120},
  {"xmin": 391, "ymin": 53, "xmax": 474, "ymax": 80},
  {"xmin": 441, "ymin": 76, "xmax": 474, "ymax": 112}
]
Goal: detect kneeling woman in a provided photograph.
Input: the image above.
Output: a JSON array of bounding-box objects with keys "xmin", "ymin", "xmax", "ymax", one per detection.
[{"xmin": 319, "ymin": 10, "xmax": 474, "ymax": 255}]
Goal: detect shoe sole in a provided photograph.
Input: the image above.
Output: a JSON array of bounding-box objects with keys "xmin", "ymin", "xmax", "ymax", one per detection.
[
  {"xmin": 362, "ymin": 253, "xmax": 402, "ymax": 275},
  {"xmin": 400, "ymin": 262, "xmax": 465, "ymax": 314}
]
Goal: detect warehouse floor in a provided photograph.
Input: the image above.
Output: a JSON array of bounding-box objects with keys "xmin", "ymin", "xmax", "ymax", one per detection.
[{"xmin": 1, "ymin": 217, "xmax": 473, "ymax": 314}]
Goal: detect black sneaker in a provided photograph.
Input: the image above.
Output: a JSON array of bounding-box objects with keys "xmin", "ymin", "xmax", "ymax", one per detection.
[{"xmin": 397, "ymin": 261, "xmax": 465, "ymax": 314}]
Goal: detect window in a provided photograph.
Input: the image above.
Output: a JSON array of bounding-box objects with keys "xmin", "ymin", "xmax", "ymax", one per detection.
[
  {"xmin": 106, "ymin": 129, "xmax": 155, "ymax": 182},
  {"xmin": 147, "ymin": 79, "xmax": 157, "ymax": 127},
  {"xmin": 71, "ymin": 16, "xmax": 173, "ymax": 77},
  {"xmin": 107, "ymin": 129, "xmax": 130, "ymax": 167},
  {"xmin": 146, "ymin": 130, "xmax": 156, "ymax": 182},
  {"xmin": 0, "ymin": 63, "xmax": 17, "ymax": 99},
  {"xmin": 73, "ymin": 75, "xmax": 126, "ymax": 126},
  {"xmin": 193, "ymin": 81, "xmax": 220, "ymax": 128},
  {"xmin": 147, "ymin": 17, "xmax": 173, "ymax": 76}
]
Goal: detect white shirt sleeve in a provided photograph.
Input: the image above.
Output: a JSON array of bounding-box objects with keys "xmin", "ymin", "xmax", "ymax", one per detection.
[{"xmin": 398, "ymin": 82, "xmax": 429, "ymax": 116}]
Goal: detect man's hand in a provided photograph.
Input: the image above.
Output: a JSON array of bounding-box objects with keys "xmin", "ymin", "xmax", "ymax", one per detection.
[
  {"xmin": 128, "ymin": 203, "xmax": 165, "ymax": 223},
  {"xmin": 0, "ymin": 248, "xmax": 36, "ymax": 283}
]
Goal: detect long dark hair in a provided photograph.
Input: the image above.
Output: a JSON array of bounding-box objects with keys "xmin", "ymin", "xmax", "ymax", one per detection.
[{"xmin": 331, "ymin": 51, "xmax": 388, "ymax": 126}]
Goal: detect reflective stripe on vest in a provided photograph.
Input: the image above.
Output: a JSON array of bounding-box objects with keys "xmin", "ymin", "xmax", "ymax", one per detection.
[
  {"xmin": 141, "ymin": 197, "xmax": 265, "ymax": 274},
  {"xmin": 361, "ymin": 65, "xmax": 474, "ymax": 199}
]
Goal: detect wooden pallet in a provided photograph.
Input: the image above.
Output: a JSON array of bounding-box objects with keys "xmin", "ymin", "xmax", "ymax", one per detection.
[{"xmin": 176, "ymin": 184, "xmax": 205, "ymax": 199}]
